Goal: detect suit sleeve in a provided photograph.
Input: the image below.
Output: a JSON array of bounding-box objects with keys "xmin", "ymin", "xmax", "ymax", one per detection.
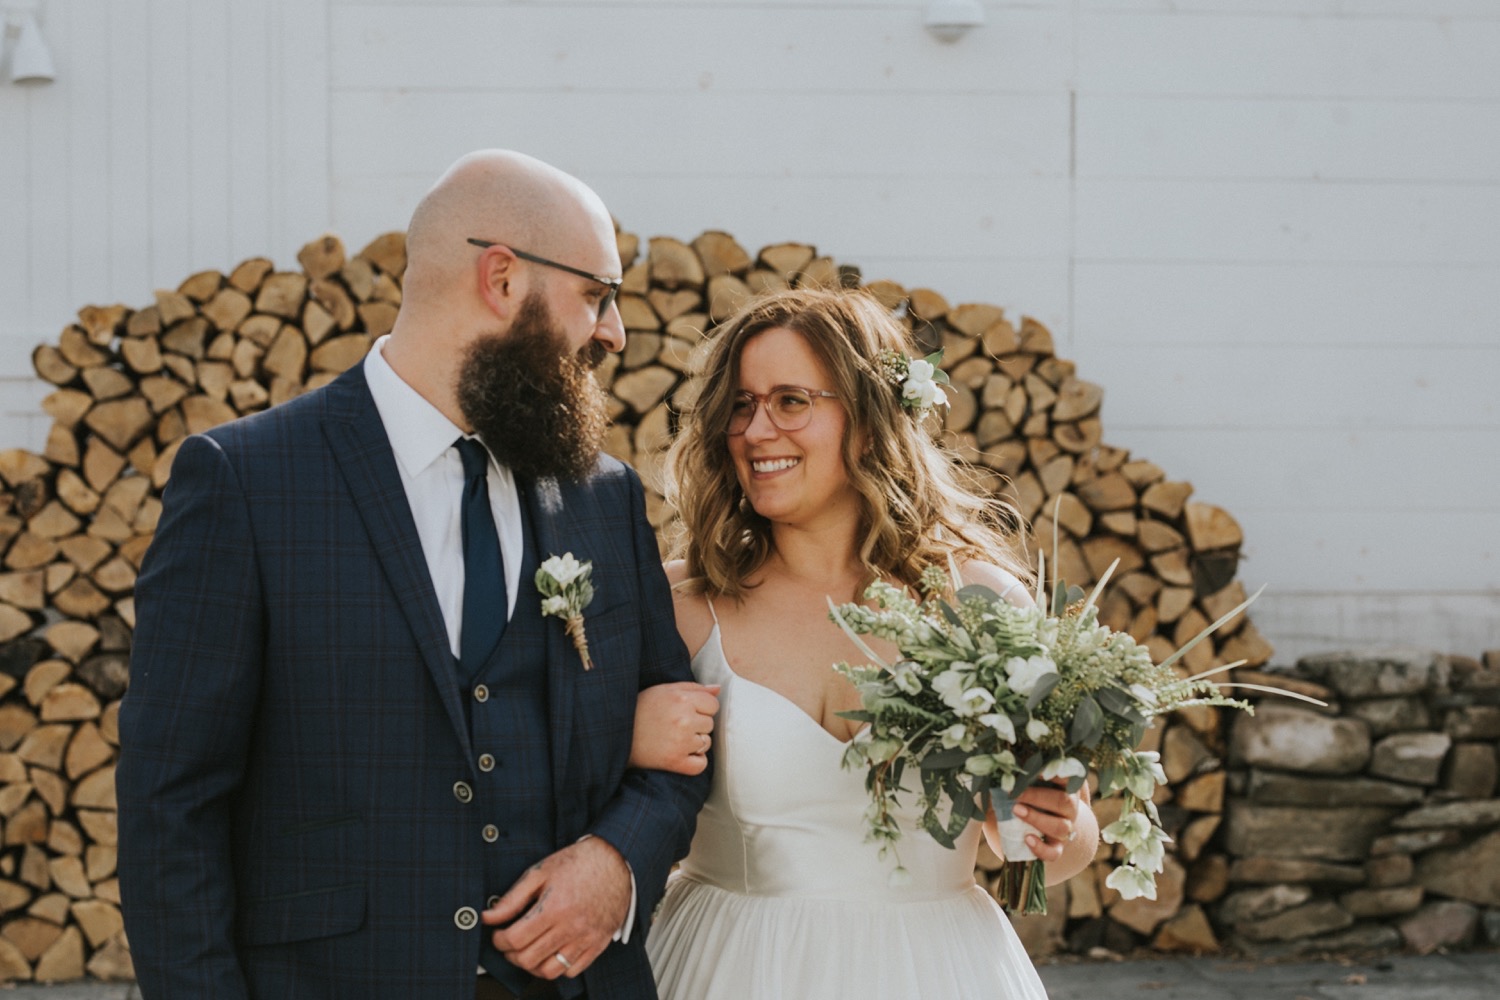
[
  {"xmin": 116, "ymin": 434, "xmax": 262, "ymax": 998},
  {"xmin": 584, "ymin": 466, "xmax": 711, "ymax": 933}
]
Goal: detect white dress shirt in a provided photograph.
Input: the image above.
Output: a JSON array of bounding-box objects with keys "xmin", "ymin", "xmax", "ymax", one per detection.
[
  {"xmin": 362, "ymin": 337, "xmax": 636, "ymax": 950},
  {"xmin": 364, "ymin": 336, "xmax": 521, "ymax": 652}
]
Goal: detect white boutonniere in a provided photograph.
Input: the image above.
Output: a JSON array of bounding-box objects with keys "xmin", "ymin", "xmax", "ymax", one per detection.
[{"xmin": 537, "ymin": 553, "xmax": 596, "ymax": 670}]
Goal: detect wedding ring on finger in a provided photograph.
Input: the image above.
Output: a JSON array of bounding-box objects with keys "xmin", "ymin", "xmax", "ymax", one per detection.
[
  {"xmin": 554, "ymin": 952, "xmax": 572, "ymax": 972},
  {"xmin": 1067, "ymin": 827, "xmax": 1079, "ymax": 842}
]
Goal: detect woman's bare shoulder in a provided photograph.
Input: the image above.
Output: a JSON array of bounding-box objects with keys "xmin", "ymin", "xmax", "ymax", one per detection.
[
  {"xmin": 956, "ymin": 559, "xmax": 1035, "ymax": 609},
  {"xmin": 663, "ymin": 559, "xmax": 717, "ymax": 653}
]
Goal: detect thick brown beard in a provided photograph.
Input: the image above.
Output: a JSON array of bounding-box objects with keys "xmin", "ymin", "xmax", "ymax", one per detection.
[{"xmin": 455, "ymin": 293, "xmax": 611, "ymax": 482}]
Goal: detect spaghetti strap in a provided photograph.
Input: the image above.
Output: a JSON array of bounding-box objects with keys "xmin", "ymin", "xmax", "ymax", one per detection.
[{"xmin": 704, "ymin": 596, "xmax": 721, "ymax": 626}]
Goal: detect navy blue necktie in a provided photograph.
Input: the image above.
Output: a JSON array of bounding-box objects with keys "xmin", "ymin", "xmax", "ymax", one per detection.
[{"xmin": 455, "ymin": 437, "xmax": 506, "ymax": 679}]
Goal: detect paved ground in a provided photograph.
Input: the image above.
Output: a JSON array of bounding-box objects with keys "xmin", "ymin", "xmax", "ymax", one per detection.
[
  {"xmin": 1038, "ymin": 951, "xmax": 1500, "ymax": 1000},
  {"xmin": 3, "ymin": 951, "xmax": 1498, "ymax": 998}
]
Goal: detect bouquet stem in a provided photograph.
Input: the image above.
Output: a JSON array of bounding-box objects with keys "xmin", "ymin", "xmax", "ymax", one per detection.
[{"xmin": 997, "ymin": 860, "xmax": 1049, "ymax": 915}]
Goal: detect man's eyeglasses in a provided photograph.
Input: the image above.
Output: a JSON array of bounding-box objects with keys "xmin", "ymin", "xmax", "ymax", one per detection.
[
  {"xmin": 466, "ymin": 238, "xmax": 622, "ymax": 319},
  {"xmin": 727, "ymin": 386, "xmax": 840, "ymax": 436}
]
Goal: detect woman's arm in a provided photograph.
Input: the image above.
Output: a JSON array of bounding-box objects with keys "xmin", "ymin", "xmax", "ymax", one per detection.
[
  {"xmin": 627, "ymin": 560, "xmax": 721, "ymax": 774},
  {"xmin": 629, "ymin": 682, "xmax": 720, "ymax": 774}
]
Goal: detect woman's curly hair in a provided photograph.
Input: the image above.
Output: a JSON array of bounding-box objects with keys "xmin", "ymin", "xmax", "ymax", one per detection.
[{"xmin": 665, "ymin": 287, "xmax": 1031, "ymax": 601}]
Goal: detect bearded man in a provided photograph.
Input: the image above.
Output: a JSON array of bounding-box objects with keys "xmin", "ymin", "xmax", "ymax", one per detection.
[{"xmin": 117, "ymin": 150, "xmax": 714, "ymax": 1000}]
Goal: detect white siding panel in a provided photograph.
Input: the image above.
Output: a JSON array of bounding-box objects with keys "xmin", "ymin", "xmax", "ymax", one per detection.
[
  {"xmin": 1078, "ymin": 96, "xmax": 1500, "ymax": 183},
  {"xmin": 1106, "ymin": 425, "xmax": 1500, "ymax": 517},
  {"xmin": 269, "ymin": 0, "xmax": 332, "ymax": 260},
  {"xmin": 854, "ymin": 257, "xmax": 1073, "ymax": 333},
  {"xmin": 1079, "ymin": 2, "xmax": 1500, "ymax": 18},
  {"xmin": 63, "ymin": 3, "xmax": 112, "ymax": 317},
  {"xmin": 330, "ymin": 5, "xmax": 1074, "ymax": 94},
  {"xmin": 330, "ymin": 90, "xmax": 1070, "ymax": 180},
  {"xmin": 105, "ymin": 0, "xmax": 155, "ymax": 304},
  {"xmin": 0, "ymin": 86, "xmax": 32, "ymax": 378},
  {"xmin": 1230, "ymin": 509, "xmax": 1499, "ymax": 592},
  {"xmin": 1092, "ymin": 429, "xmax": 1499, "ymax": 591},
  {"xmin": 23, "ymin": 80, "xmax": 69, "ymax": 368},
  {"xmin": 1072, "ymin": 345, "xmax": 1500, "ymax": 430},
  {"xmin": 1073, "ymin": 262, "xmax": 1500, "ymax": 348},
  {"xmin": 598, "ymin": 174, "xmax": 1073, "ymax": 263},
  {"xmin": 1078, "ymin": 11, "xmax": 1500, "ymax": 99},
  {"xmin": 229, "ymin": 2, "xmax": 275, "ymax": 263},
  {"xmin": 1253, "ymin": 592, "xmax": 1500, "ymax": 666},
  {"xmin": 189, "ymin": 2, "xmax": 234, "ymax": 271},
  {"xmin": 333, "ymin": 171, "xmax": 1074, "ymax": 269},
  {"xmin": 1076, "ymin": 180, "xmax": 1500, "ymax": 265},
  {"xmin": 146, "ymin": 0, "xmax": 198, "ymax": 289}
]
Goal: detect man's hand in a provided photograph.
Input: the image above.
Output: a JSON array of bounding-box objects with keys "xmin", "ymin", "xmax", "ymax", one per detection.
[{"xmin": 482, "ymin": 837, "xmax": 632, "ymax": 980}]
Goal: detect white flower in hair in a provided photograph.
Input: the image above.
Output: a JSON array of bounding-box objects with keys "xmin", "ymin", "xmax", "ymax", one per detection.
[{"xmin": 875, "ymin": 348, "xmax": 951, "ymax": 418}]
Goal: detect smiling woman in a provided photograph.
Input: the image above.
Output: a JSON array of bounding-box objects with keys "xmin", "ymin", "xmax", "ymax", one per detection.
[{"xmin": 641, "ymin": 286, "xmax": 1072, "ymax": 999}]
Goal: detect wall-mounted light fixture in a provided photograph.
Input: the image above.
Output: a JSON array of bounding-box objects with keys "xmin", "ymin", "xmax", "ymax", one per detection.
[
  {"xmin": 924, "ymin": 0, "xmax": 985, "ymax": 43},
  {"xmin": 3, "ymin": 0, "xmax": 56, "ymax": 85}
]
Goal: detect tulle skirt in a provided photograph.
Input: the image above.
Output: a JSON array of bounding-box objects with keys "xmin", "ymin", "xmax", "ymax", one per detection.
[{"xmin": 646, "ymin": 874, "xmax": 1050, "ymax": 1000}]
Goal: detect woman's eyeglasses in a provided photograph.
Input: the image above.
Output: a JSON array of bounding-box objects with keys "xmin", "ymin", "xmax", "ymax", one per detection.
[{"xmin": 727, "ymin": 386, "xmax": 839, "ymax": 436}]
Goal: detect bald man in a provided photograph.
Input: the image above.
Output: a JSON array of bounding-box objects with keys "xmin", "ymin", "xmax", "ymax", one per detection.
[{"xmin": 118, "ymin": 151, "xmax": 713, "ymax": 1000}]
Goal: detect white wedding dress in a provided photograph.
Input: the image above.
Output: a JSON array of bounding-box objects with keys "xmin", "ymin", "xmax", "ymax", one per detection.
[{"xmin": 646, "ymin": 620, "xmax": 1049, "ymax": 999}]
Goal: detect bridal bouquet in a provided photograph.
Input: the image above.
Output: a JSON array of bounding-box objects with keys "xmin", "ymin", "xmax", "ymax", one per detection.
[{"xmin": 830, "ymin": 557, "xmax": 1277, "ymax": 914}]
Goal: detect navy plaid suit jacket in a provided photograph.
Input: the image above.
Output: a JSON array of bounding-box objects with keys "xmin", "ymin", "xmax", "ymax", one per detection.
[{"xmin": 117, "ymin": 363, "xmax": 709, "ymax": 999}]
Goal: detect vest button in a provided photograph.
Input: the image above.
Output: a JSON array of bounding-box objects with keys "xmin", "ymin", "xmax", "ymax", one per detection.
[
  {"xmin": 486, "ymin": 894, "xmax": 501, "ymax": 909},
  {"xmin": 474, "ymin": 684, "xmax": 490, "ymax": 703},
  {"xmin": 454, "ymin": 906, "xmax": 478, "ymax": 930},
  {"xmin": 478, "ymin": 753, "xmax": 496, "ymax": 772},
  {"xmin": 453, "ymin": 781, "xmax": 474, "ymax": 804},
  {"xmin": 482, "ymin": 824, "xmax": 500, "ymax": 843}
]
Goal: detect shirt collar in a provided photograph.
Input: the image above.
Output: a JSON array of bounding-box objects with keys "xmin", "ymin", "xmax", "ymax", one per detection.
[{"xmin": 363, "ymin": 335, "xmax": 470, "ymax": 479}]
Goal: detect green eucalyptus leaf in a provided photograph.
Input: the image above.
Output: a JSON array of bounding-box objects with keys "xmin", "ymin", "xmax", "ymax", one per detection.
[
  {"xmin": 1070, "ymin": 696, "xmax": 1105, "ymax": 747},
  {"xmin": 1051, "ymin": 580, "xmax": 1069, "ymax": 617},
  {"xmin": 957, "ymin": 584, "xmax": 1002, "ymax": 604},
  {"xmin": 920, "ymin": 747, "xmax": 970, "ymax": 771},
  {"xmin": 1094, "ymin": 687, "xmax": 1134, "ymax": 715},
  {"xmin": 1026, "ymin": 674, "xmax": 1061, "ymax": 711}
]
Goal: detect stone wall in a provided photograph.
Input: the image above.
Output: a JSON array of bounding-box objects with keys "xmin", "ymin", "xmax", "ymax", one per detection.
[{"xmin": 1217, "ymin": 649, "xmax": 1500, "ymax": 955}]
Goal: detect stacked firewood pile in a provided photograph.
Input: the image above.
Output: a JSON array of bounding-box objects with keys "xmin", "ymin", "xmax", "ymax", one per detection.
[{"xmin": 0, "ymin": 229, "xmax": 1268, "ymax": 981}]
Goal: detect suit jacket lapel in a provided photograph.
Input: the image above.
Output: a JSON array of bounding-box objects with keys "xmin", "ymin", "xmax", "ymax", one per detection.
[
  {"xmin": 522, "ymin": 476, "xmax": 576, "ymax": 795},
  {"xmin": 320, "ymin": 366, "xmax": 474, "ymax": 759}
]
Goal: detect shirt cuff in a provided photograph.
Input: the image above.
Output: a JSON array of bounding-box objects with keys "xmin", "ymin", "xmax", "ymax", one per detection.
[{"xmin": 615, "ymin": 869, "xmax": 638, "ymax": 943}]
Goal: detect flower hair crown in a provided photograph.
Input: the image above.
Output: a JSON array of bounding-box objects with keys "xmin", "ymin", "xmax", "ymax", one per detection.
[{"xmin": 875, "ymin": 348, "xmax": 951, "ymax": 419}]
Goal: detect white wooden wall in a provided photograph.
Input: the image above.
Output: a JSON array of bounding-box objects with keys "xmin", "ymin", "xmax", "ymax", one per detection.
[{"xmin": 2, "ymin": 0, "xmax": 1497, "ymax": 659}]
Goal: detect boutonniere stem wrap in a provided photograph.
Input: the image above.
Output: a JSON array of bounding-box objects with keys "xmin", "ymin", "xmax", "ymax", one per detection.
[{"xmin": 537, "ymin": 553, "xmax": 596, "ymax": 670}]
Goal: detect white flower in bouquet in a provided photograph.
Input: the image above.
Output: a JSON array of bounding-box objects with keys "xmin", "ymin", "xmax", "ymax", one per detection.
[
  {"xmin": 954, "ymin": 686, "xmax": 996, "ymax": 717},
  {"xmin": 1105, "ymin": 863, "xmax": 1159, "ymax": 901},
  {"xmin": 1004, "ymin": 654, "xmax": 1057, "ymax": 697},
  {"xmin": 980, "ymin": 713, "xmax": 1017, "ymax": 742},
  {"xmin": 891, "ymin": 665, "xmax": 924, "ymax": 695}
]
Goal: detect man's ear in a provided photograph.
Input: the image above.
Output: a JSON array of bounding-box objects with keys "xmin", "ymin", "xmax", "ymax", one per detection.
[{"xmin": 475, "ymin": 245, "xmax": 522, "ymax": 319}]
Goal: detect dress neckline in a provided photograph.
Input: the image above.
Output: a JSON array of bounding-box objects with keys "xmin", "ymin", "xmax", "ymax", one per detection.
[{"xmin": 699, "ymin": 623, "xmax": 868, "ymax": 748}]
